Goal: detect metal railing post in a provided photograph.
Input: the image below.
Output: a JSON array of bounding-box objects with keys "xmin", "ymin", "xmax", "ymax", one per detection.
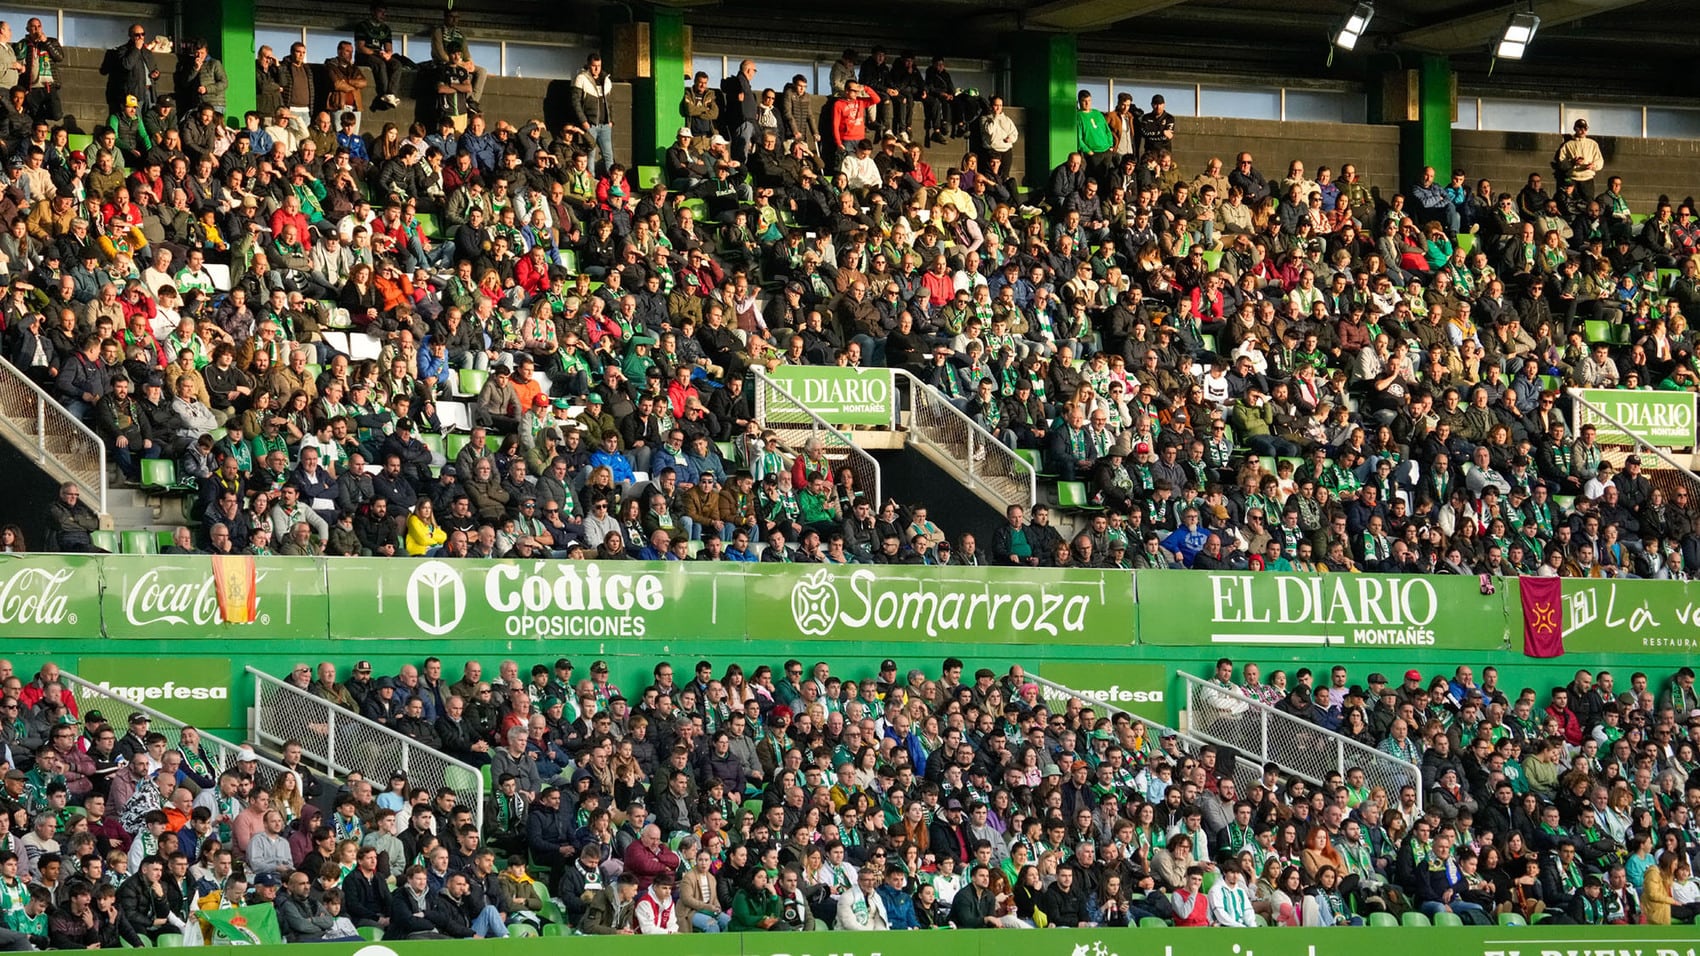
[
  {"xmin": 1261, "ymin": 711, "xmax": 1270, "ymax": 766},
  {"xmin": 33, "ymin": 398, "xmax": 45, "ymax": 462},
  {"xmin": 326, "ymin": 707, "xmax": 337, "ymax": 775}
]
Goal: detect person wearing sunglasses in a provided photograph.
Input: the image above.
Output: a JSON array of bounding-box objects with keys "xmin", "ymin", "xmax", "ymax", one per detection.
[{"xmin": 105, "ymin": 23, "xmax": 160, "ymax": 115}]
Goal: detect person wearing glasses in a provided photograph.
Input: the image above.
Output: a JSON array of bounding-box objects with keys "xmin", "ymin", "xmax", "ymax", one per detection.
[{"xmin": 103, "ymin": 23, "xmax": 159, "ymax": 115}]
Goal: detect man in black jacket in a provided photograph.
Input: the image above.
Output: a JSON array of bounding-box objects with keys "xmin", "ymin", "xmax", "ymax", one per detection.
[
  {"xmin": 435, "ymin": 695, "xmax": 490, "ymax": 766},
  {"xmin": 343, "ymin": 846, "xmax": 392, "ymax": 929},
  {"xmin": 1041, "ymin": 864, "xmax": 1089, "ymax": 927},
  {"xmin": 524, "ymin": 788, "xmax": 576, "ymax": 887},
  {"xmin": 926, "ymin": 798, "xmax": 971, "ymax": 864}
]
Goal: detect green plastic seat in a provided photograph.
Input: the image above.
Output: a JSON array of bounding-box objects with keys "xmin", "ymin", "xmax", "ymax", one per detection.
[
  {"xmin": 715, "ymin": 440, "xmax": 735, "ymax": 461},
  {"xmin": 1432, "ymin": 911, "xmax": 1463, "ymax": 926},
  {"xmin": 154, "ymin": 934, "xmax": 183, "ymax": 948},
  {"xmin": 457, "ymin": 368, "xmax": 489, "ymax": 397},
  {"xmin": 1367, "ymin": 911, "xmax": 1398, "ymax": 927},
  {"xmin": 357, "ymin": 925, "xmax": 384, "ymax": 942},
  {"xmin": 1584, "ymin": 319, "xmax": 1614, "ymax": 344},
  {"xmin": 121, "ymin": 530, "xmax": 158, "ymax": 555},
  {"xmin": 1200, "ymin": 249, "xmax": 1224, "ymax": 270},
  {"xmin": 542, "ymin": 924, "xmax": 567, "ymax": 937},
  {"xmin": 1139, "ymin": 916, "xmax": 1169, "ymax": 928},
  {"xmin": 1539, "ymin": 374, "xmax": 1559, "ymax": 390},
  {"xmin": 415, "ymin": 213, "xmax": 440, "ymax": 241},
  {"xmin": 65, "ymin": 132, "xmax": 92, "ymax": 153},
  {"xmin": 140, "ymin": 457, "xmax": 177, "ymax": 491},
  {"xmin": 443, "ymin": 765, "xmax": 479, "ymax": 794},
  {"xmin": 1198, "ymin": 333, "xmax": 1218, "ymax": 354},
  {"xmin": 1257, "ymin": 455, "xmax": 1276, "ymax": 476},
  {"xmin": 419, "ymin": 433, "xmax": 445, "ymax": 457},
  {"xmin": 90, "ymin": 530, "xmax": 119, "ymax": 553},
  {"xmin": 1056, "ymin": 480, "xmax": 1103, "ymax": 512},
  {"xmin": 1455, "ymin": 233, "xmax": 1475, "ymax": 256},
  {"xmin": 444, "ymin": 434, "xmax": 471, "ymax": 461},
  {"xmin": 1401, "ymin": 911, "xmax": 1431, "ymax": 926},
  {"xmin": 508, "ymin": 923, "xmax": 540, "ymax": 937},
  {"xmin": 155, "ymin": 530, "xmax": 177, "ymax": 551},
  {"xmin": 560, "ymin": 249, "xmax": 580, "ymax": 275},
  {"xmin": 636, "ymin": 165, "xmax": 661, "ymax": 190},
  {"xmin": 1497, "ymin": 913, "xmax": 1527, "ymax": 926}
]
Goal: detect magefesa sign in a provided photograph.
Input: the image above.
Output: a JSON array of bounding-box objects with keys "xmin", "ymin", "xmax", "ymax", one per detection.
[
  {"xmin": 1137, "ymin": 571, "xmax": 1509, "ymax": 649},
  {"xmin": 769, "ymin": 367, "xmax": 893, "ymax": 426}
]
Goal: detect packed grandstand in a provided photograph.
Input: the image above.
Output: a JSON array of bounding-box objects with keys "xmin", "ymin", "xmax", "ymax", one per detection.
[
  {"xmin": 6, "ymin": 4, "xmax": 1700, "ymax": 576},
  {"xmin": 1, "ymin": 653, "xmax": 1697, "ymax": 946}
]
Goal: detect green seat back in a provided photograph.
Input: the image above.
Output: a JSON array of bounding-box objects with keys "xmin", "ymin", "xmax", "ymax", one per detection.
[
  {"xmin": 140, "ymin": 457, "xmax": 177, "ymax": 489},
  {"xmin": 90, "ymin": 530, "xmax": 119, "ymax": 553},
  {"xmin": 120, "ymin": 531, "xmax": 158, "ymax": 555},
  {"xmin": 1401, "ymin": 911, "xmax": 1431, "ymax": 926}
]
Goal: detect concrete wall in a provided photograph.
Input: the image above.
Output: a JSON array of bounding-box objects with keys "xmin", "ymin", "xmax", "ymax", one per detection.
[
  {"xmin": 1167, "ymin": 116, "xmax": 1404, "ymax": 197},
  {"xmin": 1454, "ymin": 130, "xmax": 1700, "ymax": 210}
]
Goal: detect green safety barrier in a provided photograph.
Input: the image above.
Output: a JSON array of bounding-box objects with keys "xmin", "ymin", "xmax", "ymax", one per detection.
[
  {"xmin": 105, "ymin": 924, "xmax": 1700, "ymax": 956},
  {"xmin": 14, "ymin": 554, "xmax": 1700, "ymax": 664}
]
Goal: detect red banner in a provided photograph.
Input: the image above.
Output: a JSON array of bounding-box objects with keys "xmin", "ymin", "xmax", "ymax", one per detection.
[{"xmin": 1519, "ymin": 576, "xmax": 1564, "ymax": 658}]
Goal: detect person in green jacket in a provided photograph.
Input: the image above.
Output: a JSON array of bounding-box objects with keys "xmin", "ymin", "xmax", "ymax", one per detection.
[
  {"xmin": 729, "ymin": 869, "xmax": 783, "ymax": 931},
  {"xmin": 1076, "ymin": 90, "xmax": 1113, "ymax": 180}
]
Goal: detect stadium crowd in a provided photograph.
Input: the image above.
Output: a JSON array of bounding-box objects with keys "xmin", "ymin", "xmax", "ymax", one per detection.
[
  {"xmin": 0, "ymin": 652, "xmax": 1698, "ymax": 946},
  {"xmin": 0, "ymin": 10, "xmax": 1694, "ymax": 577}
]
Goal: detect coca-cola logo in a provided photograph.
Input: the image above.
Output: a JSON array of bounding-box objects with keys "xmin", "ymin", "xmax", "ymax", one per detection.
[
  {"xmin": 0, "ymin": 567, "xmax": 76, "ymax": 625},
  {"xmin": 123, "ymin": 568, "xmax": 267, "ymax": 627}
]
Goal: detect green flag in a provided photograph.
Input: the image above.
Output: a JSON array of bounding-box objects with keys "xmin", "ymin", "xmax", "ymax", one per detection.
[{"xmin": 200, "ymin": 905, "xmax": 284, "ymax": 945}]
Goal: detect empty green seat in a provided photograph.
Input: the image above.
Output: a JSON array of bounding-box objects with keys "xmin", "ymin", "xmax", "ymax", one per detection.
[
  {"xmin": 90, "ymin": 530, "xmax": 119, "ymax": 553},
  {"xmin": 154, "ymin": 934, "xmax": 183, "ymax": 948},
  {"xmin": 444, "ymin": 434, "xmax": 471, "ymax": 461},
  {"xmin": 1497, "ymin": 913, "xmax": 1527, "ymax": 926},
  {"xmin": 1200, "ymin": 249, "xmax": 1223, "ymax": 270},
  {"xmin": 1584, "ymin": 319, "xmax": 1613, "ymax": 343},
  {"xmin": 1432, "ymin": 911, "xmax": 1464, "ymax": 926},
  {"xmin": 1401, "ymin": 911, "xmax": 1431, "ymax": 926},
  {"xmin": 457, "ymin": 368, "xmax": 488, "ymax": 397},
  {"xmin": 419, "ymin": 433, "xmax": 445, "ymax": 457},
  {"xmin": 1057, "ymin": 480, "xmax": 1103, "ymax": 512},
  {"xmin": 1138, "ymin": 917, "xmax": 1169, "ymax": 928},
  {"xmin": 1455, "ymin": 233, "xmax": 1475, "ymax": 256},
  {"xmin": 356, "ymin": 926, "xmax": 383, "ymax": 942},
  {"xmin": 120, "ymin": 531, "xmax": 157, "ymax": 555},
  {"xmin": 139, "ymin": 457, "xmax": 177, "ymax": 490}
]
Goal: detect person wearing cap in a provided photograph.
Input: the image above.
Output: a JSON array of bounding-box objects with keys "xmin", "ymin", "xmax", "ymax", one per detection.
[
  {"xmin": 664, "ymin": 125, "xmax": 708, "ymax": 191},
  {"xmin": 1555, "ymin": 118, "xmax": 1604, "ymax": 199}
]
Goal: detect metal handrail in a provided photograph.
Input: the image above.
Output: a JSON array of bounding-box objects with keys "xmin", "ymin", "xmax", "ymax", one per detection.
[
  {"xmin": 0, "ymin": 356, "xmax": 107, "ymax": 514},
  {"xmin": 1027, "ymin": 674, "xmax": 1265, "ymax": 798},
  {"xmin": 1177, "ymin": 671, "xmax": 1423, "ymax": 811},
  {"xmin": 751, "ymin": 367, "xmax": 883, "ymax": 506},
  {"xmin": 892, "ymin": 368, "xmax": 1036, "ymax": 510},
  {"xmin": 60, "ymin": 671, "xmax": 295, "ymax": 783},
  {"xmin": 247, "ymin": 666, "xmax": 484, "ymax": 829}
]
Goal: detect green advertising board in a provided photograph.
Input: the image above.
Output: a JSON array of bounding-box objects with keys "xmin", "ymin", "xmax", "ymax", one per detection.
[
  {"xmin": 100, "ymin": 555, "xmax": 328, "ymax": 640},
  {"xmin": 118, "ymin": 924, "xmax": 1700, "ymax": 956},
  {"xmin": 769, "ymin": 366, "xmax": 894, "ymax": 425},
  {"xmin": 1572, "ymin": 387, "xmax": 1697, "ymax": 446},
  {"xmin": 0, "ymin": 553, "xmax": 100, "ymax": 638},
  {"xmin": 745, "ymin": 564, "xmax": 1136, "ymax": 646},
  {"xmin": 1038, "ymin": 662, "xmax": 1171, "ymax": 724},
  {"xmin": 1561, "ymin": 578, "xmax": 1700, "ymax": 654},
  {"xmin": 74, "ymin": 655, "xmax": 236, "ymax": 727},
  {"xmin": 324, "ymin": 558, "xmax": 747, "ymax": 641},
  {"xmin": 1137, "ymin": 571, "xmax": 1510, "ymax": 649}
]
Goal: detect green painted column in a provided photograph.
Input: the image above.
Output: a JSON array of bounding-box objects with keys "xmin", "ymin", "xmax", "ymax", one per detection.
[
  {"xmin": 1007, "ymin": 32, "xmax": 1077, "ymax": 185},
  {"xmin": 183, "ymin": 0, "xmax": 255, "ymax": 118},
  {"xmin": 1399, "ymin": 53, "xmax": 1453, "ymax": 190},
  {"xmin": 631, "ymin": 9, "xmax": 686, "ymax": 173}
]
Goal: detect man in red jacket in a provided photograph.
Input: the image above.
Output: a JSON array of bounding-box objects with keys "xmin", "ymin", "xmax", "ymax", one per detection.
[
  {"xmin": 621, "ymin": 824, "xmax": 680, "ymax": 892},
  {"xmin": 830, "ymin": 81, "xmax": 879, "ymax": 169}
]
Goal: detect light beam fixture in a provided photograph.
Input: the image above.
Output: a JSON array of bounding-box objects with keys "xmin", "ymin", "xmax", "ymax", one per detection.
[
  {"xmin": 1496, "ymin": 10, "xmax": 1540, "ymax": 59},
  {"xmin": 1334, "ymin": 2, "xmax": 1375, "ymax": 50}
]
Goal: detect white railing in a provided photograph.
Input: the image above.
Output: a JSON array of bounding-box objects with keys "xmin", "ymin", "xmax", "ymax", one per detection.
[
  {"xmin": 1027, "ymin": 674, "xmax": 1264, "ymax": 798},
  {"xmin": 60, "ymin": 671, "xmax": 294, "ymax": 782},
  {"xmin": 0, "ymin": 358, "xmax": 107, "ymax": 515},
  {"xmin": 892, "ymin": 369, "xmax": 1035, "ymax": 511},
  {"xmin": 750, "ymin": 368, "xmax": 882, "ymax": 506},
  {"xmin": 248, "ymin": 667, "xmax": 484, "ymax": 829},
  {"xmin": 1178, "ymin": 672, "xmax": 1423, "ymax": 811}
]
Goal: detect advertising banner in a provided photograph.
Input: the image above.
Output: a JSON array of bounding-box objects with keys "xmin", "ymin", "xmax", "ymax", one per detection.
[
  {"xmin": 74, "ymin": 656, "xmax": 235, "ymax": 728},
  {"xmin": 1038, "ymin": 662, "xmax": 1171, "ymax": 724},
  {"xmin": 0, "ymin": 553, "xmax": 100, "ymax": 639},
  {"xmin": 768, "ymin": 366, "xmax": 894, "ymax": 425},
  {"xmin": 1137, "ymin": 571, "xmax": 1510, "ymax": 649},
  {"xmin": 1561, "ymin": 578, "xmax": 1700, "ymax": 654},
  {"xmin": 100, "ymin": 556, "xmax": 327, "ymax": 640},
  {"xmin": 1572, "ymin": 387, "xmax": 1697, "ymax": 447},
  {"xmin": 745, "ymin": 564, "xmax": 1136, "ymax": 646},
  {"xmin": 324, "ymin": 559, "xmax": 747, "ymax": 641}
]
